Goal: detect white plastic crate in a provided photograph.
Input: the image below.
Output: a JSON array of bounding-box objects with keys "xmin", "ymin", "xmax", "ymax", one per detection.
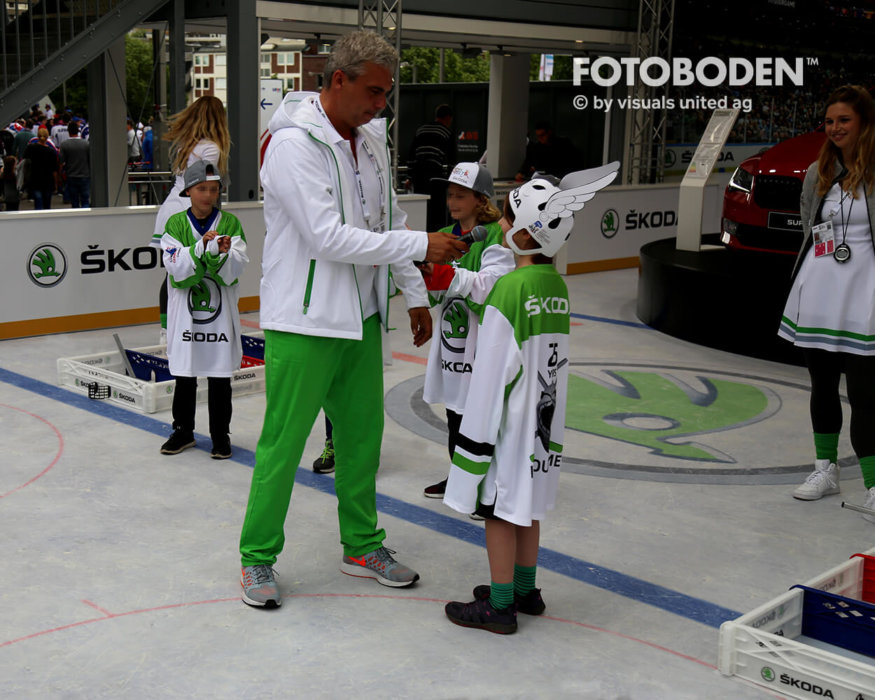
[
  {"xmin": 57, "ymin": 336, "xmax": 266, "ymax": 414},
  {"xmin": 718, "ymin": 546, "xmax": 875, "ymax": 699}
]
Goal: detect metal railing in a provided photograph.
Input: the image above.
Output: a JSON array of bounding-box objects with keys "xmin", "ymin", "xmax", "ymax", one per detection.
[
  {"xmin": 127, "ymin": 169, "xmax": 173, "ymax": 206},
  {"xmin": 2, "ymin": 1, "xmax": 123, "ymax": 92}
]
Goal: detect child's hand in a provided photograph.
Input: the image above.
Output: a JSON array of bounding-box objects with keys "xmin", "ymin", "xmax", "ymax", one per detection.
[
  {"xmin": 201, "ymin": 230, "xmax": 218, "ymax": 242},
  {"xmin": 217, "ymin": 236, "xmax": 231, "ymax": 253}
]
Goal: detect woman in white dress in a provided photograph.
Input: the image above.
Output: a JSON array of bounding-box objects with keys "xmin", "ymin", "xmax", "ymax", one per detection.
[
  {"xmin": 779, "ymin": 84, "xmax": 875, "ymax": 519},
  {"xmin": 150, "ymin": 96, "xmax": 231, "ymax": 339}
]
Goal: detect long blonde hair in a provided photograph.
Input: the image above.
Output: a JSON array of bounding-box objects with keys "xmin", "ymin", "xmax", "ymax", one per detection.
[
  {"xmin": 816, "ymin": 84, "xmax": 875, "ymax": 198},
  {"xmin": 164, "ymin": 96, "xmax": 231, "ymax": 175},
  {"xmin": 475, "ymin": 194, "xmax": 501, "ymax": 225}
]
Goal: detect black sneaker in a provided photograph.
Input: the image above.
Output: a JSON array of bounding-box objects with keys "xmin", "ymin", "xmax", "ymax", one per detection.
[
  {"xmin": 445, "ymin": 596, "xmax": 517, "ymax": 634},
  {"xmin": 473, "ymin": 584, "xmax": 546, "ymax": 615},
  {"xmin": 160, "ymin": 429, "xmax": 195, "ymax": 455},
  {"xmin": 211, "ymin": 435, "xmax": 232, "ymax": 460},
  {"xmin": 312, "ymin": 438, "xmax": 335, "ymax": 474},
  {"xmin": 423, "ymin": 478, "xmax": 447, "ymax": 499}
]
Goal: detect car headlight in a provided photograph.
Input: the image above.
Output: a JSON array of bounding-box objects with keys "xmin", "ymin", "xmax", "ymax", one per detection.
[{"xmin": 728, "ymin": 166, "xmax": 753, "ymax": 194}]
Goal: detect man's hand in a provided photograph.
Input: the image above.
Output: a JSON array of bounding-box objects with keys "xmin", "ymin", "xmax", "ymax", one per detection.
[
  {"xmin": 425, "ymin": 231, "xmax": 467, "ymax": 263},
  {"xmin": 408, "ymin": 307, "xmax": 432, "ymax": 347}
]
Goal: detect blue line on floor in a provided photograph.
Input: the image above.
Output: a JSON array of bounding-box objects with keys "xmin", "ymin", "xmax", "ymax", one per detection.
[
  {"xmin": 571, "ymin": 312, "xmax": 652, "ymax": 330},
  {"xmin": 1, "ymin": 364, "xmax": 738, "ymax": 629}
]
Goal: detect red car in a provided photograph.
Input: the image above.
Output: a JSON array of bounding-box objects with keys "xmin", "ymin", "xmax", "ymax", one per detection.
[{"xmin": 721, "ymin": 130, "xmax": 826, "ymax": 256}]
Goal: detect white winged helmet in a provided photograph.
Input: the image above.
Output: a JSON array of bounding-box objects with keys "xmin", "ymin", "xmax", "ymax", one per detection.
[{"xmin": 506, "ymin": 161, "xmax": 621, "ymax": 256}]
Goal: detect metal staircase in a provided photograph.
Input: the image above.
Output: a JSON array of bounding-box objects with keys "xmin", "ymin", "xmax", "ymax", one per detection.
[{"xmin": 0, "ymin": 0, "xmax": 168, "ymax": 126}]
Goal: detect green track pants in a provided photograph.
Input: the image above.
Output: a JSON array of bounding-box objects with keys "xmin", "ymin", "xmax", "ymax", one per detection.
[{"xmin": 239, "ymin": 315, "xmax": 386, "ymax": 565}]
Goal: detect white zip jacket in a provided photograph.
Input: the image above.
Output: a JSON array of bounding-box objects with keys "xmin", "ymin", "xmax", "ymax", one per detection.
[{"xmin": 260, "ymin": 91, "xmax": 429, "ymax": 340}]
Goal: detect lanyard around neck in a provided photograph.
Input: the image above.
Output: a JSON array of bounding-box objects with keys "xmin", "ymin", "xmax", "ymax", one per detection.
[{"xmin": 313, "ymin": 96, "xmax": 385, "ymax": 232}]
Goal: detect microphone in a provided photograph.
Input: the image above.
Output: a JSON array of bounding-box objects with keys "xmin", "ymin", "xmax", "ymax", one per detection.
[
  {"xmin": 415, "ymin": 225, "xmax": 489, "ymax": 268},
  {"xmin": 459, "ymin": 225, "xmax": 488, "ymax": 246}
]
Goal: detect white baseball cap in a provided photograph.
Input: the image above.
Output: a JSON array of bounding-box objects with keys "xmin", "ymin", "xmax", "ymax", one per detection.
[{"xmin": 432, "ymin": 162, "xmax": 494, "ymax": 198}]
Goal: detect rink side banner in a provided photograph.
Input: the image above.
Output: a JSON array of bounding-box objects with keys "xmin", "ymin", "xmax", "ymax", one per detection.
[
  {"xmin": 0, "ymin": 203, "xmax": 265, "ymax": 340},
  {"xmin": 562, "ymin": 182, "xmax": 722, "ymax": 274},
  {"xmin": 0, "ymin": 187, "xmax": 705, "ymax": 338},
  {"xmin": 0, "ymin": 196, "xmax": 428, "ymax": 340}
]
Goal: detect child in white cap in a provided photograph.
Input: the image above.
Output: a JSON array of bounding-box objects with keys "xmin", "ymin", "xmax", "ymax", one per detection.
[{"xmin": 420, "ymin": 162, "xmax": 514, "ymax": 502}]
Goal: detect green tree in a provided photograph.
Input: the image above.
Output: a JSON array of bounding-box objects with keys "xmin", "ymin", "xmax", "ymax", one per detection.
[
  {"xmin": 126, "ymin": 31, "xmax": 155, "ymax": 122},
  {"xmin": 400, "ymin": 46, "xmax": 490, "ymax": 83},
  {"xmin": 49, "ymin": 68, "xmax": 88, "ymax": 115},
  {"xmin": 48, "ymin": 31, "xmax": 156, "ymax": 120},
  {"xmin": 529, "ymin": 54, "xmax": 575, "ymax": 81}
]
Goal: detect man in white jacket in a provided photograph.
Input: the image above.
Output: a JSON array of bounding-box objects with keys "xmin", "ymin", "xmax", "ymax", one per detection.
[{"xmin": 239, "ymin": 30, "xmax": 467, "ymax": 608}]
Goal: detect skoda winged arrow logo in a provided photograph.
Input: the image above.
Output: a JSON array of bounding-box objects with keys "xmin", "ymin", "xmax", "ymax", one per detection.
[
  {"xmin": 27, "ymin": 244, "xmax": 67, "ymax": 287},
  {"xmin": 601, "ymin": 209, "xmax": 619, "ymax": 238}
]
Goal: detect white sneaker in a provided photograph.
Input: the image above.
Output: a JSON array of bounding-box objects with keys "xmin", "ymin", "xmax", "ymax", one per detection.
[
  {"xmin": 862, "ymin": 487, "xmax": 875, "ymax": 524},
  {"xmin": 793, "ymin": 459, "xmax": 840, "ymax": 500}
]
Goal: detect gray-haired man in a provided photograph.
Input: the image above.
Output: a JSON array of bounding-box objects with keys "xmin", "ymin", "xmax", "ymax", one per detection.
[{"xmin": 239, "ymin": 30, "xmax": 467, "ymax": 608}]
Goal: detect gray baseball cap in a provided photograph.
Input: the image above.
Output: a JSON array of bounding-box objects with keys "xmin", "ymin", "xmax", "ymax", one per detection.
[
  {"xmin": 431, "ymin": 162, "xmax": 494, "ymax": 198},
  {"xmin": 182, "ymin": 160, "xmax": 223, "ymax": 195}
]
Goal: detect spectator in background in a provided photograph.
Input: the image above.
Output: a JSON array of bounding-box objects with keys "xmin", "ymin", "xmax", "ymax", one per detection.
[
  {"xmin": 60, "ymin": 121, "xmax": 90, "ymax": 208},
  {"xmin": 51, "ymin": 115, "xmax": 69, "ymax": 149},
  {"xmin": 515, "ymin": 121, "xmax": 583, "ymax": 182},
  {"xmin": 22, "ymin": 128, "xmax": 59, "ymax": 209},
  {"xmin": 142, "ymin": 124, "xmax": 154, "ymax": 170},
  {"xmin": 127, "ymin": 118, "xmax": 142, "ymax": 164},
  {"xmin": 14, "ymin": 120, "xmax": 35, "ymax": 160},
  {"xmin": 1, "ymin": 155, "xmax": 20, "ymax": 211},
  {"xmin": 0, "ymin": 124, "xmax": 15, "ymax": 158},
  {"xmin": 408, "ymin": 103, "xmax": 456, "ymax": 230}
]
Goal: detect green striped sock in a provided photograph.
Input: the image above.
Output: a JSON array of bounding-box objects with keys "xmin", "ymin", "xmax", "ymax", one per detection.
[
  {"xmin": 813, "ymin": 432, "xmax": 839, "ymax": 463},
  {"xmin": 514, "ymin": 564, "xmax": 537, "ymax": 597},
  {"xmin": 489, "ymin": 581, "xmax": 514, "ymax": 611},
  {"xmin": 860, "ymin": 456, "xmax": 875, "ymax": 490}
]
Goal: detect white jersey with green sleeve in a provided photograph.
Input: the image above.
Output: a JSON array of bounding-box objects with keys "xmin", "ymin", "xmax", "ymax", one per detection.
[
  {"xmin": 422, "ymin": 221, "xmax": 514, "ymax": 412},
  {"xmin": 443, "ymin": 264, "xmax": 570, "ymax": 526},
  {"xmin": 161, "ymin": 209, "xmax": 249, "ymax": 378}
]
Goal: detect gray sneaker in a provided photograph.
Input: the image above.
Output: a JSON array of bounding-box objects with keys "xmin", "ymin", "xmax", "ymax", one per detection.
[
  {"xmin": 240, "ymin": 565, "xmax": 281, "ymax": 608},
  {"xmin": 340, "ymin": 546, "xmax": 420, "ymax": 588}
]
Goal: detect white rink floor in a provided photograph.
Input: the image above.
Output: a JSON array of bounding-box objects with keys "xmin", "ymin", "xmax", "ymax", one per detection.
[{"xmin": 1, "ymin": 268, "xmax": 873, "ymax": 699}]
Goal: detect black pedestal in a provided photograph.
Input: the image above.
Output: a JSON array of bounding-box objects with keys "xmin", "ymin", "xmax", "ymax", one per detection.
[{"xmin": 637, "ymin": 237, "xmax": 804, "ymax": 366}]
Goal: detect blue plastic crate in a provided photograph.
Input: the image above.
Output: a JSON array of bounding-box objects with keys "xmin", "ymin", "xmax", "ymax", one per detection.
[
  {"xmin": 791, "ymin": 584, "xmax": 875, "ymax": 659},
  {"xmin": 242, "ymin": 334, "xmax": 265, "ymax": 361},
  {"xmin": 125, "ymin": 350, "xmax": 173, "ymax": 383}
]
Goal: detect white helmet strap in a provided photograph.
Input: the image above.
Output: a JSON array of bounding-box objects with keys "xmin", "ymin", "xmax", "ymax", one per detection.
[{"xmin": 505, "ymin": 224, "xmax": 545, "ymax": 256}]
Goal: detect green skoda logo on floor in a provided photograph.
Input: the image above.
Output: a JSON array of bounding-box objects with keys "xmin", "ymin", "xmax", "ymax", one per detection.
[
  {"xmin": 566, "ymin": 369, "xmax": 775, "ymax": 462},
  {"xmin": 390, "ymin": 362, "xmax": 818, "ymax": 481},
  {"xmin": 600, "ymin": 209, "xmax": 619, "ymax": 238}
]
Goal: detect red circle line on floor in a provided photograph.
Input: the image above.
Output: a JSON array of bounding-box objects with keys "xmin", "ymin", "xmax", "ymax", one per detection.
[
  {"xmin": 0, "ymin": 403, "xmax": 63, "ymax": 499},
  {"xmin": 2, "ymin": 592, "xmax": 711, "ymax": 669}
]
